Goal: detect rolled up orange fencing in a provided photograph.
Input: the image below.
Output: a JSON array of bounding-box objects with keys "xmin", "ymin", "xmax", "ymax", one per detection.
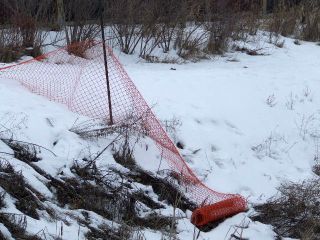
[
  {"xmin": 0, "ymin": 41, "xmax": 247, "ymax": 227},
  {"xmin": 191, "ymin": 196, "xmax": 247, "ymax": 227}
]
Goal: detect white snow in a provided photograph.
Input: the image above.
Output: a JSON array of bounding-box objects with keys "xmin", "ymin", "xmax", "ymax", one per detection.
[{"xmin": 0, "ymin": 32, "xmax": 319, "ymax": 239}]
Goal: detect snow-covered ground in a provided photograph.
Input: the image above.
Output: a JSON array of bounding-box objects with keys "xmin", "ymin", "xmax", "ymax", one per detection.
[
  {"xmin": 0, "ymin": 33, "xmax": 320, "ymax": 239},
  {"xmin": 118, "ymin": 36, "xmax": 320, "ymax": 239}
]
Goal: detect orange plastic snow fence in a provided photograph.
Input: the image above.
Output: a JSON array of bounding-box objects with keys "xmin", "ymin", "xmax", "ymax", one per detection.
[
  {"xmin": 0, "ymin": 40, "xmax": 247, "ymax": 227},
  {"xmin": 191, "ymin": 196, "xmax": 247, "ymax": 227}
]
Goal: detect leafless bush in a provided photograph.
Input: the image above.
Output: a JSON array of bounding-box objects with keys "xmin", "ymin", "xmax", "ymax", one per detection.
[
  {"xmin": 139, "ymin": 24, "xmax": 162, "ymax": 59},
  {"xmin": 229, "ymin": 2, "xmax": 262, "ymax": 42},
  {"xmin": 205, "ymin": 17, "xmax": 233, "ymax": 55},
  {"xmin": 157, "ymin": 0, "xmax": 192, "ymax": 54},
  {"xmin": 266, "ymin": 0, "xmax": 320, "ymax": 42},
  {"xmin": 1, "ymin": 0, "xmax": 53, "ymax": 57},
  {"xmin": 0, "ymin": 26, "xmax": 23, "ymax": 62},
  {"xmin": 175, "ymin": 23, "xmax": 208, "ymax": 60},
  {"xmin": 300, "ymin": 0, "xmax": 320, "ymax": 41},
  {"xmin": 137, "ymin": 2, "xmax": 163, "ymax": 58},
  {"xmin": 267, "ymin": 1, "xmax": 298, "ymax": 38},
  {"xmin": 107, "ymin": 0, "xmax": 146, "ymax": 55},
  {"xmin": 252, "ymin": 179, "xmax": 320, "ymax": 239},
  {"xmin": 64, "ymin": 0, "xmax": 100, "ymax": 57},
  {"xmin": 203, "ymin": 1, "xmax": 261, "ymax": 55}
]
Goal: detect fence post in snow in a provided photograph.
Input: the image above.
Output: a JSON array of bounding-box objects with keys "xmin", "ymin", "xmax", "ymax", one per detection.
[{"xmin": 99, "ymin": 0, "xmax": 114, "ymax": 125}]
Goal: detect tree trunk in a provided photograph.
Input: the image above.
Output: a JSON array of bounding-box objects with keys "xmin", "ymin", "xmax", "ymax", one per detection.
[
  {"xmin": 262, "ymin": 0, "xmax": 268, "ymax": 14},
  {"xmin": 57, "ymin": 0, "xmax": 65, "ymax": 29}
]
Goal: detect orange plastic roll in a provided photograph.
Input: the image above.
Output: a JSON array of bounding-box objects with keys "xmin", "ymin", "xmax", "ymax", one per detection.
[{"xmin": 191, "ymin": 195, "xmax": 247, "ymax": 227}]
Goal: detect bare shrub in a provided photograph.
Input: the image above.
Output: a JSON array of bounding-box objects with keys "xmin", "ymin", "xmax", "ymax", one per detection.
[
  {"xmin": 175, "ymin": 23, "xmax": 208, "ymax": 60},
  {"xmin": 12, "ymin": 14, "xmax": 37, "ymax": 48},
  {"xmin": 2, "ymin": 0, "xmax": 53, "ymax": 57},
  {"xmin": 137, "ymin": 2, "xmax": 163, "ymax": 58},
  {"xmin": 157, "ymin": 0, "xmax": 194, "ymax": 54},
  {"xmin": 64, "ymin": 0, "xmax": 100, "ymax": 57},
  {"xmin": 138, "ymin": 24, "xmax": 162, "ymax": 59},
  {"xmin": 267, "ymin": 1, "xmax": 298, "ymax": 38},
  {"xmin": 205, "ymin": 17, "xmax": 233, "ymax": 55},
  {"xmin": 108, "ymin": 0, "xmax": 146, "ymax": 55},
  {"xmin": 0, "ymin": 27, "xmax": 23, "ymax": 62},
  {"xmin": 252, "ymin": 179, "xmax": 320, "ymax": 239},
  {"xmin": 66, "ymin": 39, "xmax": 95, "ymax": 58},
  {"xmin": 300, "ymin": 0, "xmax": 320, "ymax": 41},
  {"xmin": 230, "ymin": 2, "xmax": 262, "ymax": 42},
  {"xmin": 266, "ymin": 0, "xmax": 320, "ymax": 42},
  {"xmin": 203, "ymin": 1, "xmax": 261, "ymax": 55}
]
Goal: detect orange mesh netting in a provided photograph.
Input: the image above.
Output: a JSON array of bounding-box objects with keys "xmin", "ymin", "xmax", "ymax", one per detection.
[{"xmin": 0, "ymin": 41, "xmax": 247, "ymax": 226}]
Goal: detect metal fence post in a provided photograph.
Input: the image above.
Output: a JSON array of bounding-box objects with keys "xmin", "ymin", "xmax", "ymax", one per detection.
[{"xmin": 99, "ymin": 0, "xmax": 114, "ymax": 125}]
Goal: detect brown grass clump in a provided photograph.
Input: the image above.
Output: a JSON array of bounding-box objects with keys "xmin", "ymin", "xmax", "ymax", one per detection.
[
  {"xmin": 66, "ymin": 40, "xmax": 95, "ymax": 58},
  {"xmin": 0, "ymin": 159, "xmax": 43, "ymax": 219},
  {"xmin": 252, "ymin": 179, "xmax": 320, "ymax": 239}
]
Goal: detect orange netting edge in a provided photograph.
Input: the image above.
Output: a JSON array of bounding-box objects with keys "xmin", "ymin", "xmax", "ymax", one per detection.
[{"xmin": 0, "ymin": 41, "xmax": 247, "ymax": 227}]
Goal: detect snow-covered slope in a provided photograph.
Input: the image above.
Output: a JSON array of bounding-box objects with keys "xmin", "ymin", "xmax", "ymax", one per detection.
[
  {"xmin": 125, "ymin": 37, "xmax": 320, "ymax": 201},
  {"xmin": 0, "ymin": 35, "xmax": 319, "ymax": 239}
]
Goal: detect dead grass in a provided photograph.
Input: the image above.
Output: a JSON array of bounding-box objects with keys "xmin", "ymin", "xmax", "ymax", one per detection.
[
  {"xmin": 0, "ymin": 46, "xmax": 22, "ymax": 63},
  {"xmin": 0, "ymin": 213, "xmax": 41, "ymax": 240},
  {"xmin": 55, "ymin": 161, "xmax": 176, "ymax": 233},
  {"xmin": 266, "ymin": 1, "xmax": 320, "ymax": 42},
  {"xmin": 252, "ymin": 179, "xmax": 320, "ymax": 239},
  {"xmin": 126, "ymin": 168, "xmax": 196, "ymax": 212},
  {"xmin": 66, "ymin": 40, "xmax": 95, "ymax": 58},
  {"xmin": 312, "ymin": 164, "xmax": 320, "ymax": 176},
  {"xmin": 2, "ymin": 139, "xmax": 42, "ymax": 163},
  {"xmin": 0, "ymin": 159, "xmax": 43, "ymax": 219},
  {"xmin": 234, "ymin": 46, "xmax": 267, "ymax": 56},
  {"xmin": 0, "ymin": 190, "xmax": 5, "ymax": 209}
]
